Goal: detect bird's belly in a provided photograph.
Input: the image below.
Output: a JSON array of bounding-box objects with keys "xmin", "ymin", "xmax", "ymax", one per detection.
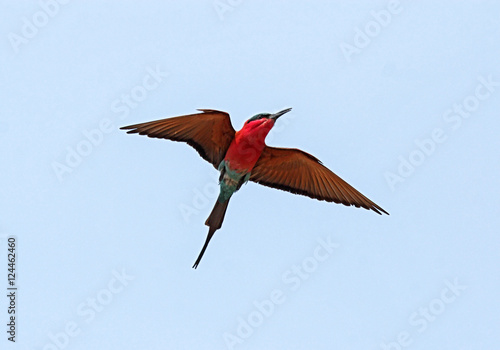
[
  {"xmin": 221, "ymin": 170, "xmax": 241, "ymax": 188},
  {"xmin": 217, "ymin": 161, "xmax": 249, "ymax": 201}
]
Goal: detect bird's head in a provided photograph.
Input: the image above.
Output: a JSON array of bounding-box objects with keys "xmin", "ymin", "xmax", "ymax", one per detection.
[{"xmin": 242, "ymin": 108, "xmax": 292, "ymax": 134}]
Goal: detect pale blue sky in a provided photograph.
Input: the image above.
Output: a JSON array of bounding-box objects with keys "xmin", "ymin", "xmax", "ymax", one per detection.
[{"xmin": 1, "ymin": 1, "xmax": 500, "ymax": 349}]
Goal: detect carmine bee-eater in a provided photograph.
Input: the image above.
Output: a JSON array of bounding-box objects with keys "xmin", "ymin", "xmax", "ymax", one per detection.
[{"xmin": 121, "ymin": 108, "xmax": 388, "ymax": 268}]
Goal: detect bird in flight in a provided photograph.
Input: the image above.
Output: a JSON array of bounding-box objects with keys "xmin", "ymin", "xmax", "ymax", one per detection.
[{"xmin": 121, "ymin": 108, "xmax": 388, "ymax": 268}]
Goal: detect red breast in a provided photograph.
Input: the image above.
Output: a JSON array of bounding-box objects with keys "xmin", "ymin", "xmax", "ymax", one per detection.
[{"xmin": 224, "ymin": 118, "xmax": 275, "ymax": 172}]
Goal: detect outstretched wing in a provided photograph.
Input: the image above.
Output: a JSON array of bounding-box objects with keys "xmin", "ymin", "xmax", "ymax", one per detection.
[
  {"xmin": 120, "ymin": 109, "xmax": 235, "ymax": 169},
  {"xmin": 250, "ymin": 147, "xmax": 388, "ymax": 215}
]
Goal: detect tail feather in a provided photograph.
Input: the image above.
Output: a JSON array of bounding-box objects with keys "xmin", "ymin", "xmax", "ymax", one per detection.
[{"xmin": 192, "ymin": 198, "xmax": 230, "ymax": 269}]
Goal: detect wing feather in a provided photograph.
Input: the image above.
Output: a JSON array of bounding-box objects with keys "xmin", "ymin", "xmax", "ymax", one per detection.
[
  {"xmin": 250, "ymin": 147, "xmax": 388, "ymax": 215},
  {"xmin": 121, "ymin": 109, "xmax": 235, "ymax": 169}
]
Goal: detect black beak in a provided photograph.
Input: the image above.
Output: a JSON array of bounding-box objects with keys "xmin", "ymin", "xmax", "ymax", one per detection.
[{"xmin": 270, "ymin": 108, "xmax": 292, "ymax": 120}]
